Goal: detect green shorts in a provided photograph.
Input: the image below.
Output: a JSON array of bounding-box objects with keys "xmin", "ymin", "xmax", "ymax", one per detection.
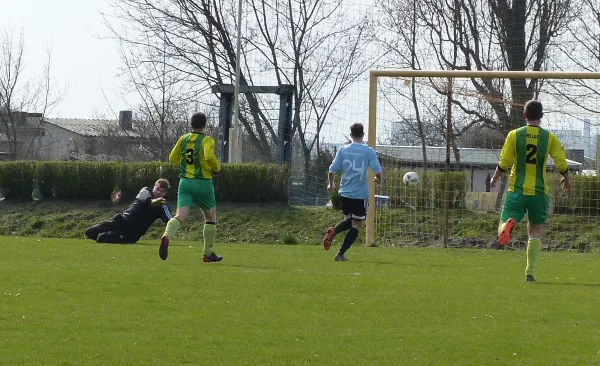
[
  {"xmin": 500, "ymin": 191, "xmax": 548, "ymax": 225},
  {"xmin": 177, "ymin": 178, "xmax": 216, "ymax": 210}
]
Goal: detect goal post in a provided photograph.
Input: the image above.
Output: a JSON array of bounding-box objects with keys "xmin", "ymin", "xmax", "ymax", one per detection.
[{"xmin": 366, "ymin": 69, "xmax": 600, "ymax": 248}]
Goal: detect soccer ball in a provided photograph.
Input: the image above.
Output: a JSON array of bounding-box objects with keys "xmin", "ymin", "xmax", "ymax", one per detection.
[{"xmin": 402, "ymin": 172, "xmax": 420, "ymax": 186}]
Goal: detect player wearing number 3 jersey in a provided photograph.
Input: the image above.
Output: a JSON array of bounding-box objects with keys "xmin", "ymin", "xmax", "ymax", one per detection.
[
  {"xmin": 490, "ymin": 100, "xmax": 571, "ymax": 282},
  {"xmin": 158, "ymin": 112, "xmax": 223, "ymax": 263}
]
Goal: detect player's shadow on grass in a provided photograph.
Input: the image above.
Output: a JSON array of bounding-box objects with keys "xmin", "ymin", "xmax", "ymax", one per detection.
[
  {"xmin": 536, "ymin": 281, "xmax": 600, "ymax": 287},
  {"xmin": 351, "ymin": 260, "xmax": 398, "ymax": 265},
  {"xmin": 136, "ymin": 242, "xmax": 160, "ymax": 247},
  {"xmin": 219, "ymin": 263, "xmax": 279, "ymax": 270},
  {"xmin": 351, "ymin": 259, "xmax": 450, "ymax": 268}
]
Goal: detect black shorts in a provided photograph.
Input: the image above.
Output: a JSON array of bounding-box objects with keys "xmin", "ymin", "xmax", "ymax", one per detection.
[{"xmin": 340, "ymin": 196, "xmax": 368, "ymax": 221}]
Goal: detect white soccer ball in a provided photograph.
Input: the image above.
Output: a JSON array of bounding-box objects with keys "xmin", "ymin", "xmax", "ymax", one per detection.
[{"xmin": 402, "ymin": 172, "xmax": 420, "ymax": 186}]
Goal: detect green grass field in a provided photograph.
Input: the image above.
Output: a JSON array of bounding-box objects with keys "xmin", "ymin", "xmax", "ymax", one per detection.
[{"xmin": 3, "ymin": 237, "xmax": 600, "ymax": 365}]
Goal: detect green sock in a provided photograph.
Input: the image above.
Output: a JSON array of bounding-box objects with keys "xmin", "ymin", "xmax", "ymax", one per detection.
[
  {"xmin": 163, "ymin": 218, "xmax": 181, "ymax": 238},
  {"xmin": 203, "ymin": 223, "xmax": 217, "ymax": 256},
  {"xmin": 525, "ymin": 238, "xmax": 541, "ymax": 276}
]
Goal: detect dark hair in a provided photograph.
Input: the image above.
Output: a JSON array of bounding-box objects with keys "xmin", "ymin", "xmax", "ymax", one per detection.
[
  {"xmin": 191, "ymin": 112, "xmax": 207, "ymax": 129},
  {"xmin": 524, "ymin": 100, "xmax": 543, "ymax": 121},
  {"xmin": 350, "ymin": 123, "xmax": 364, "ymax": 138},
  {"xmin": 156, "ymin": 178, "xmax": 170, "ymax": 191}
]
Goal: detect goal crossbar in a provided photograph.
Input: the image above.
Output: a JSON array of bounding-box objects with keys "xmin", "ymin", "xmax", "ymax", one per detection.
[{"xmin": 369, "ymin": 70, "xmax": 600, "ymax": 79}]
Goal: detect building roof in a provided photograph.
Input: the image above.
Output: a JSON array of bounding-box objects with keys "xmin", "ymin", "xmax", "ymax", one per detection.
[
  {"xmin": 376, "ymin": 145, "xmax": 582, "ymax": 170},
  {"xmin": 0, "ymin": 151, "xmax": 15, "ymax": 160},
  {"xmin": 43, "ymin": 118, "xmax": 143, "ymax": 138}
]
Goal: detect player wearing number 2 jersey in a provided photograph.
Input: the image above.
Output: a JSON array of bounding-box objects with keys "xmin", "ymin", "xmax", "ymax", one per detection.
[
  {"xmin": 159, "ymin": 112, "xmax": 222, "ymax": 263},
  {"xmin": 490, "ymin": 100, "xmax": 571, "ymax": 282}
]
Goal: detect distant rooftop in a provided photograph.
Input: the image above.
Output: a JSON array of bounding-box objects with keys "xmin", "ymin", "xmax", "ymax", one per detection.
[{"xmin": 44, "ymin": 117, "xmax": 142, "ymax": 138}]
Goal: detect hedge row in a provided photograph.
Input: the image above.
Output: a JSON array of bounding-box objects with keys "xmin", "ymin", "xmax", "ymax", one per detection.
[{"xmin": 0, "ymin": 161, "xmax": 289, "ymax": 203}]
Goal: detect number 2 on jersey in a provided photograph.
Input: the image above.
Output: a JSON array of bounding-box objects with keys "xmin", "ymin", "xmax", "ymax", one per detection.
[{"xmin": 526, "ymin": 144, "xmax": 537, "ymax": 164}]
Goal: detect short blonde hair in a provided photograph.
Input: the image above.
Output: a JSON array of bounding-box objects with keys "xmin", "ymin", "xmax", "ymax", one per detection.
[{"xmin": 156, "ymin": 178, "xmax": 170, "ymax": 191}]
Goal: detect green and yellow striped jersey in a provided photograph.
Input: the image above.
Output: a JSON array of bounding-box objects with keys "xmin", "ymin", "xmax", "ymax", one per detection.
[
  {"xmin": 498, "ymin": 125, "xmax": 568, "ymax": 195},
  {"xmin": 169, "ymin": 132, "xmax": 221, "ymax": 179}
]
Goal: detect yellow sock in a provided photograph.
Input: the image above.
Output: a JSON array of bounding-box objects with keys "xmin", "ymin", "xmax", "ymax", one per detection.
[
  {"xmin": 497, "ymin": 222, "xmax": 504, "ymax": 236},
  {"xmin": 525, "ymin": 238, "xmax": 541, "ymax": 276},
  {"xmin": 203, "ymin": 223, "xmax": 217, "ymax": 256},
  {"xmin": 163, "ymin": 218, "xmax": 181, "ymax": 238}
]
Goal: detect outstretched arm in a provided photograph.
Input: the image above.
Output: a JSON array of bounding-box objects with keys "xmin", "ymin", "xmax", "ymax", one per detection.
[
  {"xmin": 374, "ymin": 171, "xmax": 382, "ymax": 185},
  {"xmin": 204, "ymin": 137, "xmax": 221, "ymax": 174},
  {"xmin": 327, "ymin": 148, "xmax": 343, "ymax": 192},
  {"xmin": 169, "ymin": 136, "xmax": 183, "ymax": 165},
  {"xmin": 370, "ymin": 149, "xmax": 382, "ymax": 185},
  {"xmin": 490, "ymin": 131, "xmax": 515, "ymax": 188},
  {"xmin": 490, "ymin": 166, "xmax": 505, "ymax": 188},
  {"xmin": 549, "ymin": 135, "xmax": 570, "ymax": 193}
]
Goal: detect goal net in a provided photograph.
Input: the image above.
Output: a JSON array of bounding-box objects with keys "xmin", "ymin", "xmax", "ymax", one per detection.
[{"xmin": 367, "ymin": 70, "xmax": 600, "ymax": 250}]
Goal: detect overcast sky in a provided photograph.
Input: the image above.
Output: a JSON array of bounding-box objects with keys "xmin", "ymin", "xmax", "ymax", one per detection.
[
  {"xmin": 2, "ymin": 0, "xmax": 596, "ymax": 148},
  {"xmin": 2, "ymin": 0, "xmax": 128, "ymax": 119}
]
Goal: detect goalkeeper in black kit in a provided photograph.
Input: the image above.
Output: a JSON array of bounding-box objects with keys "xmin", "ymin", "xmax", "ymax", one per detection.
[{"xmin": 85, "ymin": 179, "xmax": 173, "ymax": 244}]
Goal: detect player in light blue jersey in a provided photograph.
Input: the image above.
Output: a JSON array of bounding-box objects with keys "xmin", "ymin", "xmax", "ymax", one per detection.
[{"xmin": 323, "ymin": 123, "xmax": 382, "ymax": 261}]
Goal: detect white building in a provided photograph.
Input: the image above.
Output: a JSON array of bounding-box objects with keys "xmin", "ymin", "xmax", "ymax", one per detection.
[
  {"xmin": 550, "ymin": 118, "xmax": 597, "ymax": 159},
  {"xmin": 0, "ymin": 110, "xmax": 150, "ymax": 161}
]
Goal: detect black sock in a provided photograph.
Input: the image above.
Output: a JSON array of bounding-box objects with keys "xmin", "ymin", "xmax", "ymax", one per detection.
[
  {"xmin": 339, "ymin": 227, "xmax": 359, "ymax": 256},
  {"xmin": 334, "ymin": 219, "xmax": 352, "ymax": 235}
]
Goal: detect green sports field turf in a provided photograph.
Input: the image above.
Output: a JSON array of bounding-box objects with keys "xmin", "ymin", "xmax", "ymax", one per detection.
[{"xmin": 2, "ymin": 236, "xmax": 600, "ymax": 365}]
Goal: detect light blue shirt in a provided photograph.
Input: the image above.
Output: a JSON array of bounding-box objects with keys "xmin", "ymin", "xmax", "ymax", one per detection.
[{"xmin": 329, "ymin": 142, "xmax": 382, "ymax": 200}]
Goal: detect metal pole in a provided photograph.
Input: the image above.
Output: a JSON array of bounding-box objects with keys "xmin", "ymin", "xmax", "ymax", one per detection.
[
  {"xmin": 444, "ymin": 77, "xmax": 453, "ymax": 248},
  {"xmin": 366, "ymin": 73, "xmax": 377, "ymax": 247},
  {"xmin": 231, "ymin": 0, "xmax": 244, "ymax": 163}
]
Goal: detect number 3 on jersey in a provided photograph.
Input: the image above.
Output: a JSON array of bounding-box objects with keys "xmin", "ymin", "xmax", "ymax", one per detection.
[
  {"xmin": 526, "ymin": 144, "xmax": 537, "ymax": 164},
  {"xmin": 185, "ymin": 148, "xmax": 194, "ymax": 164}
]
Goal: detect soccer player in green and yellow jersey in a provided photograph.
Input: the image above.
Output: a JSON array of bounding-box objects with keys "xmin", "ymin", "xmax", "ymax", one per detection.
[
  {"xmin": 490, "ymin": 100, "xmax": 571, "ymax": 282},
  {"xmin": 159, "ymin": 112, "xmax": 223, "ymax": 263}
]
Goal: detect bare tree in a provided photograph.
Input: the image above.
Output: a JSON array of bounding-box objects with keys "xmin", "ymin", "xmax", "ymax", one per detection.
[
  {"xmin": 376, "ymin": 1, "xmax": 477, "ymax": 167},
  {"xmin": 104, "ymin": 0, "xmax": 277, "ymax": 162},
  {"xmin": 114, "ymin": 30, "xmax": 212, "ymax": 161},
  {"xmin": 422, "ymin": 0, "xmax": 574, "ymax": 133},
  {"xmin": 104, "ymin": 0, "xmax": 375, "ymax": 172},
  {"xmin": 456, "ymin": 124, "xmax": 505, "ymax": 148},
  {"xmin": 547, "ymin": 0, "xmax": 600, "ymax": 121},
  {"xmin": 375, "ymin": 0, "xmax": 432, "ymax": 167},
  {"xmin": 378, "ymin": 0, "xmax": 574, "ymax": 138},
  {"xmin": 378, "ymin": 0, "xmax": 575, "ymax": 209},
  {"xmin": 387, "ymin": 117, "xmax": 446, "ymax": 146},
  {"xmin": 246, "ymin": 0, "xmax": 376, "ymax": 180},
  {"xmin": 0, "ymin": 28, "xmax": 65, "ymax": 160}
]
